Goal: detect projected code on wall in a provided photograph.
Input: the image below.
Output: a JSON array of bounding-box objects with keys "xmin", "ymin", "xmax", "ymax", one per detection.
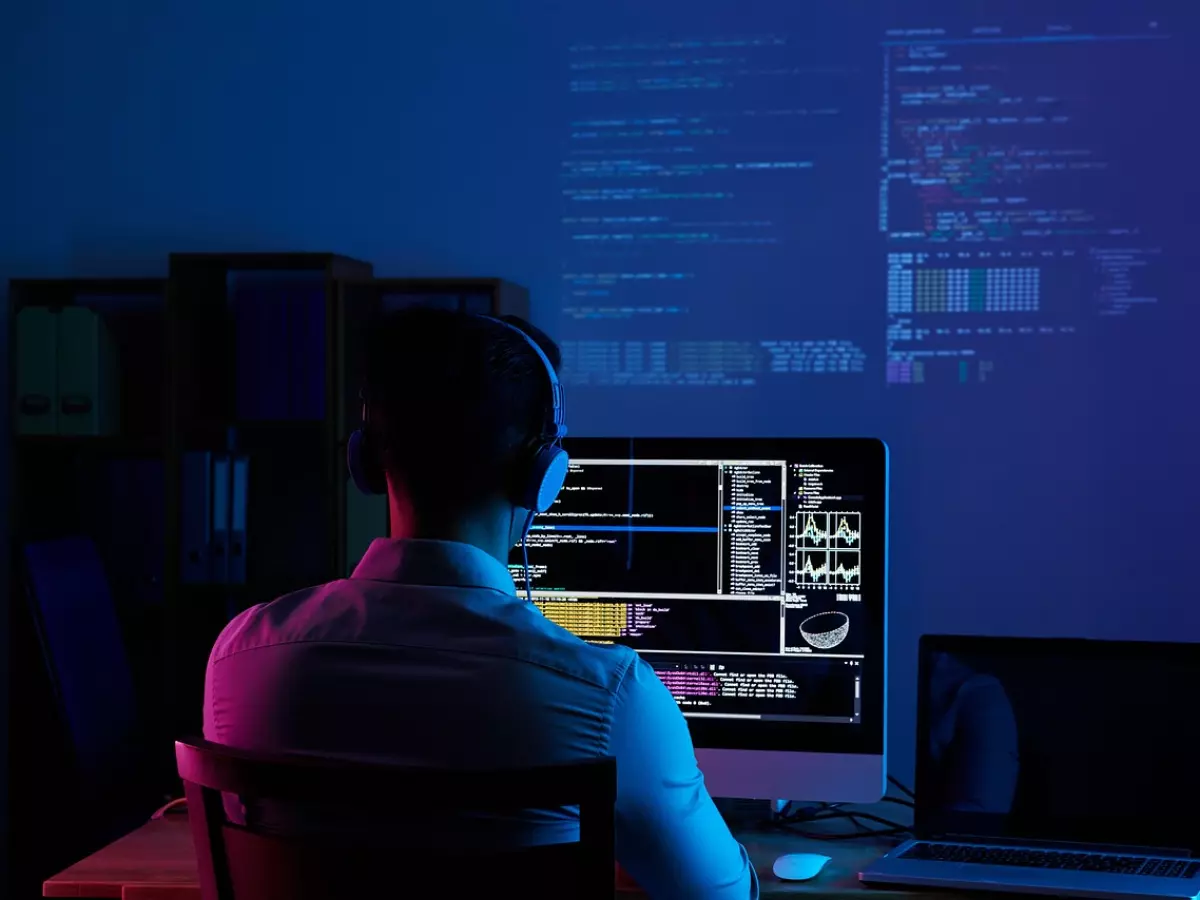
[
  {"xmin": 559, "ymin": 35, "xmax": 870, "ymax": 387},
  {"xmin": 558, "ymin": 12, "xmax": 1185, "ymax": 393},
  {"xmin": 880, "ymin": 19, "xmax": 1173, "ymax": 385}
]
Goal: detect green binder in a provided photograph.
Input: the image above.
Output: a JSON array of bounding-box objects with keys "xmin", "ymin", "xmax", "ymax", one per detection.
[
  {"xmin": 56, "ymin": 307, "xmax": 120, "ymax": 436},
  {"xmin": 16, "ymin": 306, "xmax": 59, "ymax": 435}
]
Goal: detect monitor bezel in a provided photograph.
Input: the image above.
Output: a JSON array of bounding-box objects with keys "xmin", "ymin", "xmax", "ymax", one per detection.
[{"xmin": 542, "ymin": 436, "xmax": 889, "ymax": 758}]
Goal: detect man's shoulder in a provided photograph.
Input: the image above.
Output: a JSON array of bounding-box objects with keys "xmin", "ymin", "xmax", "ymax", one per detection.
[
  {"xmin": 208, "ymin": 581, "xmax": 343, "ymax": 663},
  {"xmin": 207, "ymin": 578, "xmax": 643, "ymax": 699},
  {"xmin": 493, "ymin": 603, "xmax": 642, "ymax": 697}
]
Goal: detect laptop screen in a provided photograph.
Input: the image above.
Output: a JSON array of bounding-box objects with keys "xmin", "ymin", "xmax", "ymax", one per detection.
[{"xmin": 915, "ymin": 636, "xmax": 1200, "ymax": 855}]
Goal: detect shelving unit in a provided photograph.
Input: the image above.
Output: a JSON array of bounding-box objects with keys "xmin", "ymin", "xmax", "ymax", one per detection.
[
  {"xmin": 6, "ymin": 267, "xmax": 534, "ymax": 887},
  {"xmin": 8, "ymin": 277, "xmax": 170, "ymax": 888},
  {"xmin": 9, "ymin": 275, "xmax": 170, "ymax": 689},
  {"xmin": 164, "ymin": 253, "xmax": 374, "ymax": 741}
]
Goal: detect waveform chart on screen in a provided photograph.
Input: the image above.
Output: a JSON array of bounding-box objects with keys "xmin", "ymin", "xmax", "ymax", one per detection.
[
  {"xmin": 795, "ymin": 549, "xmax": 861, "ymax": 587},
  {"xmin": 830, "ymin": 553, "xmax": 860, "ymax": 586},
  {"xmin": 798, "ymin": 512, "xmax": 861, "ymax": 549},
  {"xmin": 794, "ymin": 511, "xmax": 861, "ymax": 588},
  {"xmin": 797, "ymin": 550, "xmax": 829, "ymax": 586}
]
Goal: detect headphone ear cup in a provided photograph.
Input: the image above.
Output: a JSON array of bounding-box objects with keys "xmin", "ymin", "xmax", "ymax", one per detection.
[
  {"xmin": 522, "ymin": 445, "xmax": 570, "ymax": 514},
  {"xmin": 347, "ymin": 429, "xmax": 387, "ymax": 496}
]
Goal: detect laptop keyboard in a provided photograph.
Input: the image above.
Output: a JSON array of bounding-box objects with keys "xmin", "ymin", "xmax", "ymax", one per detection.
[{"xmin": 900, "ymin": 842, "xmax": 1200, "ymax": 879}]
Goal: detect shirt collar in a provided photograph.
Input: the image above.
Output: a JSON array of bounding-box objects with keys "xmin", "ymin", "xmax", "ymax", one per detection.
[{"xmin": 351, "ymin": 538, "xmax": 517, "ymax": 596}]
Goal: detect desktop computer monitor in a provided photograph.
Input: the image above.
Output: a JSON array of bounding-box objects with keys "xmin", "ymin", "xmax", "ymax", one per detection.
[{"xmin": 509, "ymin": 437, "xmax": 889, "ymax": 803}]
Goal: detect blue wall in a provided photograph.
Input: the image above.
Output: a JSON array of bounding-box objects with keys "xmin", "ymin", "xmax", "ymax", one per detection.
[{"xmin": 3, "ymin": 0, "xmax": 1199, "ymax": 831}]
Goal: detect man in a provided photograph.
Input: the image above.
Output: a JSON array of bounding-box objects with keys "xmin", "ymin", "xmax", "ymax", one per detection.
[{"xmin": 203, "ymin": 308, "xmax": 759, "ymax": 900}]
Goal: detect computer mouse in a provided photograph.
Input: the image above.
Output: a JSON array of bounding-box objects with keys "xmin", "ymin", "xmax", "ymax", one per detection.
[{"xmin": 772, "ymin": 852, "xmax": 832, "ymax": 882}]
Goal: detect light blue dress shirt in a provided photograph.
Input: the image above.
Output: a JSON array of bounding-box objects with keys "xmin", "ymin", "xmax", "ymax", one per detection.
[{"xmin": 204, "ymin": 538, "xmax": 758, "ymax": 900}]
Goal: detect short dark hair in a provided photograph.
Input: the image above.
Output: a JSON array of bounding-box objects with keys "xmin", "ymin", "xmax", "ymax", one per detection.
[{"xmin": 361, "ymin": 307, "xmax": 562, "ymax": 510}]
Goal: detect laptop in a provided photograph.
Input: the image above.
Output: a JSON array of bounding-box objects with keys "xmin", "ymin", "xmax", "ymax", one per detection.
[{"xmin": 861, "ymin": 635, "xmax": 1200, "ymax": 900}]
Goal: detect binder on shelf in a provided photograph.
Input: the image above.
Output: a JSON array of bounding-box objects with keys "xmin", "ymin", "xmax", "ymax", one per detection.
[
  {"xmin": 231, "ymin": 277, "xmax": 260, "ymax": 421},
  {"xmin": 180, "ymin": 452, "xmax": 213, "ymax": 583},
  {"xmin": 290, "ymin": 280, "xmax": 327, "ymax": 420},
  {"xmin": 229, "ymin": 272, "xmax": 291, "ymax": 421},
  {"xmin": 229, "ymin": 455, "xmax": 249, "ymax": 584},
  {"xmin": 230, "ymin": 271, "xmax": 330, "ymax": 421},
  {"xmin": 211, "ymin": 455, "xmax": 231, "ymax": 584},
  {"xmin": 344, "ymin": 477, "xmax": 389, "ymax": 576},
  {"xmin": 56, "ymin": 306, "xmax": 120, "ymax": 436},
  {"xmin": 100, "ymin": 458, "xmax": 166, "ymax": 608},
  {"xmin": 461, "ymin": 293, "xmax": 492, "ymax": 315},
  {"xmin": 15, "ymin": 306, "xmax": 59, "ymax": 435},
  {"xmin": 21, "ymin": 537, "xmax": 138, "ymax": 775}
]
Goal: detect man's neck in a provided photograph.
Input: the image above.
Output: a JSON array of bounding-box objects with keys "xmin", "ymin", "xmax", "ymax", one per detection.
[{"xmin": 388, "ymin": 491, "xmax": 512, "ymax": 567}]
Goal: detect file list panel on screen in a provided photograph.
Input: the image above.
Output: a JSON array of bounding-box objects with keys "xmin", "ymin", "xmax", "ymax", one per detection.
[
  {"xmin": 510, "ymin": 438, "xmax": 886, "ymax": 738},
  {"xmin": 881, "ymin": 13, "xmax": 1187, "ymax": 387}
]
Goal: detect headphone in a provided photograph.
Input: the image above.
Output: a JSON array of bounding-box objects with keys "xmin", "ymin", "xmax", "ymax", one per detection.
[{"xmin": 346, "ymin": 316, "xmax": 569, "ymax": 592}]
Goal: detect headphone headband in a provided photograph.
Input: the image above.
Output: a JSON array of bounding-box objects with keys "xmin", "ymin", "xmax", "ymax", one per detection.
[
  {"xmin": 347, "ymin": 313, "xmax": 570, "ymax": 512},
  {"xmin": 483, "ymin": 316, "xmax": 567, "ymax": 443}
]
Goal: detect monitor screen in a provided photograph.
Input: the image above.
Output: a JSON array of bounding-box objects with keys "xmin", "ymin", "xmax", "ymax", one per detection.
[
  {"xmin": 916, "ymin": 636, "xmax": 1200, "ymax": 854},
  {"xmin": 510, "ymin": 437, "xmax": 887, "ymax": 755}
]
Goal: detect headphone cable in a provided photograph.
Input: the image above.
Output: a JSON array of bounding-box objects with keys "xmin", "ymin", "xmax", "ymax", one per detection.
[{"xmin": 521, "ymin": 510, "xmax": 537, "ymax": 603}]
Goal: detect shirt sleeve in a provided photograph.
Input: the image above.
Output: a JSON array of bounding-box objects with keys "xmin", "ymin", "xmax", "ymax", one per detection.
[{"xmin": 606, "ymin": 656, "xmax": 759, "ymax": 900}]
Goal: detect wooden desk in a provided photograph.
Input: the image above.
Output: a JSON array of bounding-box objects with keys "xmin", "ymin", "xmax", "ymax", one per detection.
[
  {"xmin": 43, "ymin": 816, "xmax": 197, "ymax": 899},
  {"xmin": 44, "ymin": 814, "xmax": 919, "ymax": 899}
]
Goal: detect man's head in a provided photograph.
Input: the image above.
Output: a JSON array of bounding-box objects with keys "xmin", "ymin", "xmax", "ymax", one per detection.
[{"xmin": 359, "ymin": 307, "xmax": 563, "ymax": 560}]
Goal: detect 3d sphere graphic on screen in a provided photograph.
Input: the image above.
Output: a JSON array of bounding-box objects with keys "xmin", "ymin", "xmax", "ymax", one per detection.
[{"xmin": 799, "ymin": 611, "xmax": 850, "ymax": 650}]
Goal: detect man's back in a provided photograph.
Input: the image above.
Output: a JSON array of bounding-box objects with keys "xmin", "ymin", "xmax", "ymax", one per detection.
[{"xmin": 204, "ymin": 538, "xmax": 758, "ymax": 900}]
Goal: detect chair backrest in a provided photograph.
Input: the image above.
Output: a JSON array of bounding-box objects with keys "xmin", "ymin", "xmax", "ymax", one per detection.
[{"xmin": 175, "ymin": 738, "xmax": 616, "ymax": 900}]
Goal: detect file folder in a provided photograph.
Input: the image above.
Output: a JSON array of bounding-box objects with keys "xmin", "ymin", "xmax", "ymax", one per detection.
[
  {"xmin": 100, "ymin": 458, "xmax": 166, "ymax": 607},
  {"xmin": 56, "ymin": 306, "xmax": 120, "ymax": 435},
  {"xmin": 230, "ymin": 272, "xmax": 291, "ymax": 421},
  {"xmin": 345, "ymin": 477, "xmax": 389, "ymax": 576},
  {"xmin": 461, "ymin": 293, "xmax": 492, "ymax": 315},
  {"xmin": 380, "ymin": 291, "xmax": 458, "ymax": 313},
  {"xmin": 231, "ymin": 278, "xmax": 261, "ymax": 421},
  {"xmin": 180, "ymin": 452, "xmax": 213, "ymax": 583},
  {"xmin": 15, "ymin": 306, "xmax": 59, "ymax": 435},
  {"xmin": 289, "ymin": 281, "xmax": 327, "ymax": 420},
  {"xmin": 229, "ymin": 455, "xmax": 249, "ymax": 584},
  {"xmin": 211, "ymin": 455, "xmax": 231, "ymax": 584},
  {"xmin": 21, "ymin": 537, "xmax": 138, "ymax": 776},
  {"xmin": 231, "ymin": 271, "xmax": 330, "ymax": 421}
]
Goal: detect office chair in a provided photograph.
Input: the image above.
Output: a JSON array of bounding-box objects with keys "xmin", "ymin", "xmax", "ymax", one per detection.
[{"xmin": 175, "ymin": 738, "xmax": 616, "ymax": 900}]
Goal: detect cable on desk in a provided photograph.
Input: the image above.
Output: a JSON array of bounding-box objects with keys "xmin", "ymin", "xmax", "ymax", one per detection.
[
  {"xmin": 768, "ymin": 788, "xmax": 912, "ymax": 841},
  {"xmin": 888, "ymin": 775, "xmax": 915, "ymax": 800},
  {"xmin": 770, "ymin": 808, "xmax": 910, "ymax": 842},
  {"xmin": 150, "ymin": 797, "xmax": 188, "ymax": 820}
]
